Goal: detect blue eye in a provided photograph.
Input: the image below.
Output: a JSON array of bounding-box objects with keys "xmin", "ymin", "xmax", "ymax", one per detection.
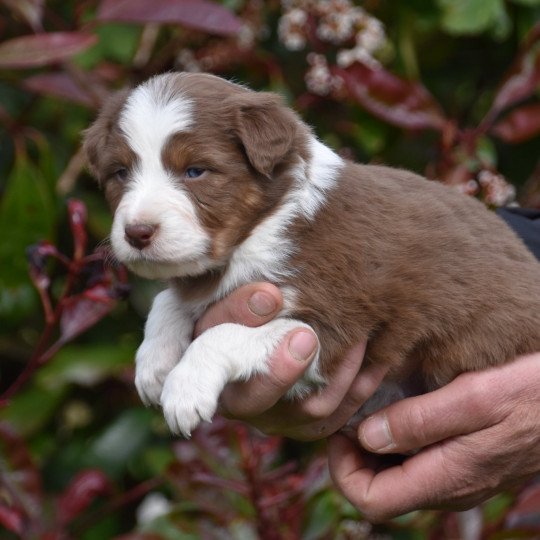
[
  {"xmin": 185, "ymin": 167, "xmax": 205, "ymax": 179},
  {"xmin": 113, "ymin": 167, "xmax": 128, "ymax": 181}
]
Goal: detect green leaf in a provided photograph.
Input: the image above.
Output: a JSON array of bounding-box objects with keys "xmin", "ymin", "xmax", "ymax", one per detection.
[
  {"xmin": 0, "ymin": 149, "xmax": 56, "ymax": 321},
  {"xmin": 511, "ymin": 0, "xmax": 540, "ymax": 5},
  {"xmin": 36, "ymin": 343, "xmax": 135, "ymax": 389},
  {"xmin": 0, "ymin": 383, "xmax": 67, "ymax": 436},
  {"xmin": 476, "ymin": 136, "xmax": 497, "ymax": 168},
  {"xmin": 437, "ymin": 0, "xmax": 507, "ymax": 35},
  {"xmin": 483, "ymin": 492, "xmax": 513, "ymax": 522},
  {"xmin": 141, "ymin": 446, "xmax": 176, "ymax": 476},
  {"xmin": 88, "ymin": 408, "xmax": 156, "ymax": 477},
  {"xmin": 303, "ymin": 492, "xmax": 340, "ymax": 539},
  {"xmin": 74, "ymin": 23, "xmax": 141, "ymax": 69}
]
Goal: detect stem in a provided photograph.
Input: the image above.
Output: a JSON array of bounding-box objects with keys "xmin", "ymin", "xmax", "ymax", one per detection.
[
  {"xmin": 239, "ymin": 431, "xmax": 282, "ymax": 540},
  {"xmin": 1, "ymin": 253, "xmax": 79, "ymax": 402},
  {"xmin": 0, "ymin": 320, "xmax": 58, "ymax": 402}
]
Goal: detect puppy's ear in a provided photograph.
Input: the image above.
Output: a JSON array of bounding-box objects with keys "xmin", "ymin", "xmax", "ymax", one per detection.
[
  {"xmin": 82, "ymin": 89, "xmax": 130, "ymax": 182},
  {"xmin": 228, "ymin": 91, "xmax": 298, "ymax": 178}
]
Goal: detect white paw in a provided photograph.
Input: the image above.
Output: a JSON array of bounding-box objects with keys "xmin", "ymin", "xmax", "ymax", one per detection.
[
  {"xmin": 134, "ymin": 339, "xmax": 182, "ymax": 406},
  {"xmin": 160, "ymin": 362, "xmax": 222, "ymax": 437}
]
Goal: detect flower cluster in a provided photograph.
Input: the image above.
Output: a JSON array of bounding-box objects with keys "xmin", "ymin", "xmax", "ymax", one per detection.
[
  {"xmin": 279, "ymin": 0, "xmax": 386, "ymax": 66},
  {"xmin": 478, "ymin": 169, "xmax": 516, "ymax": 207},
  {"xmin": 279, "ymin": 0, "xmax": 385, "ymax": 96},
  {"xmin": 454, "ymin": 170, "xmax": 516, "ymax": 207}
]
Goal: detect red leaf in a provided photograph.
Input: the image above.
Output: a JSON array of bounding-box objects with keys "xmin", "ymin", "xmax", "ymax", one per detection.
[
  {"xmin": 0, "ymin": 424, "xmax": 42, "ymax": 515},
  {"xmin": 490, "ymin": 103, "xmax": 540, "ymax": 144},
  {"xmin": 0, "ymin": 0, "xmax": 44, "ymax": 31},
  {"xmin": 334, "ymin": 63, "xmax": 446, "ymax": 131},
  {"xmin": 0, "ymin": 504, "xmax": 24, "ymax": 535},
  {"xmin": 96, "ymin": 0, "xmax": 242, "ymax": 37},
  {"xmin": 506, "ymin": 482, "xmax": 540, "ymax": 529},
  {"xmin": 485, "ymin": 23, "xmax": 540, "ymax": 124},
  {"xmin": 57, "ymin": 469, "xmax": 112, "ymax": 525},
  {"xmin": 23, "ymin": 72, "xmax": 96, "ymax": 107},
  {"xmin": 59, "ymin": 284, "xmax": 117, "ymax": 343},
  {"xmin": 0, "ymin": 32, "xmax": 98, "ymax": 69}
]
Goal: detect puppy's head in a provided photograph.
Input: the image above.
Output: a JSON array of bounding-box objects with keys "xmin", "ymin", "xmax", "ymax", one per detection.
[{"xmin": 83, "ymin": 72, "xmax": 304, "ymax": 279}]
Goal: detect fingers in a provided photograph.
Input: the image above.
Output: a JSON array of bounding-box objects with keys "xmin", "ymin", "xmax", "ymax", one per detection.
[
  {"xmin": 219, "ymin": 328, "xmax": 319, "ymax": 418},
  {"xmin": 288, "ymin": 346, "xmax": 388, "ymax": 439},
  {"xmin": 358, "ymin": 371, "xmax": 503, "ymax": 454},
  {"xmin": 299, "ymin": 342, "xmax": 369, "ymax": 421},
  {"xmin": 328, "ymin": 433, "xmax": 455, "ymax": 522},
  {"xmin": 194, "ymin": 282, "xmax": 283, "ymax": 337}
]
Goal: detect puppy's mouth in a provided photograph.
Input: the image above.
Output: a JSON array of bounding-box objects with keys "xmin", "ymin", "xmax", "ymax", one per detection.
[{"xmin": 124, "ymin": 254, "xmax": 215, "ymax": 280}]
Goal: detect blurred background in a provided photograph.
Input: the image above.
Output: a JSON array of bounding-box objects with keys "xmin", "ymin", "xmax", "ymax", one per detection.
[{"xmin": 1, "ymin": 0, "xmax": 540, "ymax": 538}]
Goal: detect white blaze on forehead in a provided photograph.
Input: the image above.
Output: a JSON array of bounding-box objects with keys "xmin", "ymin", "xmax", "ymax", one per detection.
[{"xmin": 119, "ymin": 73, "xmax": 193, "ymax": 158}]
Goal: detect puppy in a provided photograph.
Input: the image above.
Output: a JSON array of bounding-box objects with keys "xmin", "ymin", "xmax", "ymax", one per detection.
[{"xmin": 84, "ymin": 72, "xmax": 540, "ymax": 437}]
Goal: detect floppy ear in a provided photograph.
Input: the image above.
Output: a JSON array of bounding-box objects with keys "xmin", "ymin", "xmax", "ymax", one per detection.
[
  {"xmin": 229, "ymin": 91, "xmax": 298, "ymax": 178},
  {"xmin": 82, "ymin": 89, "xmax": 130, "ymax": 181}
]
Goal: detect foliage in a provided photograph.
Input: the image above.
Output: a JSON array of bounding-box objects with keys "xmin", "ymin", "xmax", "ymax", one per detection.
[{"xmin": 1, "ymin": 0, "xmax": 540, "ymax": 538}]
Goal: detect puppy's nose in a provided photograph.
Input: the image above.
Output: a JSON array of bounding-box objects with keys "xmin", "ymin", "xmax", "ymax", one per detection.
[{"xmin": 124, "ymin": 223, "xmax": 157, "ymax": 250}]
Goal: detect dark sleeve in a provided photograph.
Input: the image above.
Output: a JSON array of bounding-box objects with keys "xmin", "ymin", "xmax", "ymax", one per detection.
[{"xmin": 497, "ymin": 208, "xmax": 540, "ymax": 261}]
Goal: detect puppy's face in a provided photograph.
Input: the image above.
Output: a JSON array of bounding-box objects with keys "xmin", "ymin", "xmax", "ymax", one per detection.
[{"xmin": 84, "ymin": 73, "xmax": 300, "ymax": 279}]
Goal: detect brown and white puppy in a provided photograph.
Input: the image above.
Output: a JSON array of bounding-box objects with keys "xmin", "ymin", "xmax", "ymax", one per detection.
[{"xmin": 84, "ymin": 72, "xmax": 540, "ymax": 437}]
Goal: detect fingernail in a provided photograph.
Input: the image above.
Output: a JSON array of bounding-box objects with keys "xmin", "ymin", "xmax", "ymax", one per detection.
[
  {"xmin": 248, "ymin": 291, "xmax": 277, "ymax": 317},
  {"xmin": 288, "ymin": 330, "xmax": 318, "ymax": 362},
  {"xmin": 361, "ymin": 415, "xmax": 395, "ymax": 452}
]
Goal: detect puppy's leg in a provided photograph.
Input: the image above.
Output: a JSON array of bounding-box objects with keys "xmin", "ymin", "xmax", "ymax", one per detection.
[
  {"xmin": 135, "ymin": 288, "xmax": 194, "ymax": 406},
  {"xmin": 160, "ymin": 318, "xmax": 318, "ymax": 437}
]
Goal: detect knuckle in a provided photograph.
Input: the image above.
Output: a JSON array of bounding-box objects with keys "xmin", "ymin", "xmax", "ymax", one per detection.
[
  {"xmin": 458, "ymin": 371, "xmax": 499, "ymax": 420},
  {"xmin": 302, "ymin": 400, "xmax": 333, "ymax": 422},
  {"xmin": 402, "ymin": 401, "xmax": 431, "ymax": 443}
]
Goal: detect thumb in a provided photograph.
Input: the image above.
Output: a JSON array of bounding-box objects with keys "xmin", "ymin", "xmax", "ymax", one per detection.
[
  {"xmin": 358, "ymin": 371, "xmax": 503, "ymax": 454},
  {"xmin": 194, "ymin": 282, "xmax": 283, "ymax": 336}
]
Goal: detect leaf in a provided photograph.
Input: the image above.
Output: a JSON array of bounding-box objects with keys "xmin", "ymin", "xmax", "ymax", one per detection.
[
  {"xmin": 96, "ymin": 0, "xmax": 243, "ymax": 37},
  {"xmin": 0, "ymin": 504, "xmax": 24, "ymax": 535},
  {"xmin": 0, "ymin": 424, "xmax": 42, "ymax": 516},
  {"xmin": 23, "ymin": 72, "xmax": 96, "ymax": 107},
  {"xmin": 334, "ymin": 63, "xmax": 446, "ymax": 131},
  {"xmin": 0, "ymin": 32, "xmax": 98, "ymax": 69},
  {"xmin": 437, "ymin": 0, "xmax": 507, "ymax": 36},
  {"xmin": 0, "ymin": 150, "xmax": 55, "ymax": 322},
  {"xmin": 486, "ymin": 24, "xmax": 540, "ymax": 122},
  {"xmin": 0, "ymin": 0, "xmax": 44, "ymax": 31},
  {"xmin": 57, "ymin": 469, "xmax": 112, "ymax": 525},
  {"xmin": 0, "ymin": 384, "xmax": 66, "ymax": 436},
  {"xmin": 490, "ymin": 103, "xmax": 540, "ymax": 143},
  {"xmin": 89, "ymin": 409, "xmax": 156, "ymax": 478},
  {"xmin": 36, "ymin": 343, "xmax": 135, "ymax": 389},
  {"xmin": 59, "ymin": 284, "xmax": 119, "ymax": 344},
  {"xmin": 506, "ymin": 483, "xmax": 540, "ymax": 529},
  {"xmin": 74, "ymin": 23, "xmax": 142, "ymax": 69}
]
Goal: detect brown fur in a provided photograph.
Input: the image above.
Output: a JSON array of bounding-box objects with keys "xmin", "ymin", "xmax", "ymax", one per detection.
[
  {"xmin": 84, "ymin": 72, "xmax": 540, "ymax": 396},
  {"xmin": 284, "ymin": 164, "xmax": 540, "ymax": 388}
]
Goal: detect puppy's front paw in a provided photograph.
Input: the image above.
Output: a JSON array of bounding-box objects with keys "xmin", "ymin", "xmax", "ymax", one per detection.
[
  {"xmin": 160, "ymin": 362, "xmax": 222, "ymax": 437},
  {"xmin": 135, "ymin": 339, "xmax": 181, "ymax": 406}
]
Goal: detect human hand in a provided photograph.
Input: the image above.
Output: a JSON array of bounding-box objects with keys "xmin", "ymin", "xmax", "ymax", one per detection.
[
  {"xmin": 195, "ymin": 283, "xmax": 388, "ymax": 440},
  {"xmin": 328, "ymin": 353, "xmax": 540, "ymax": 522}
]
